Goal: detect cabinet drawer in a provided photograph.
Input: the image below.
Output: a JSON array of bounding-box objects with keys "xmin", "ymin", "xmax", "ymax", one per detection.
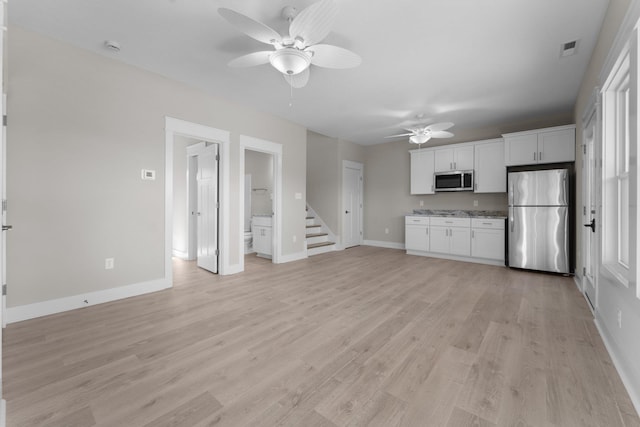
[
  {"xmin": 429, "ymin": 217, "xmax": 470, "ymax": 227},
  {"xmin": 471, "ymin": 218, "xmax": 505, "ymax": 229},
  {"xmin": 405, "ymin": 216, "xmax": 430, "ymax": 225}
]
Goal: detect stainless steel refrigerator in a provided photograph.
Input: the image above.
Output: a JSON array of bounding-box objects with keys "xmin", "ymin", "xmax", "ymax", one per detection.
[{"xmin": 508, "ymin": 169, "xmax": 570, "ymax": 274}]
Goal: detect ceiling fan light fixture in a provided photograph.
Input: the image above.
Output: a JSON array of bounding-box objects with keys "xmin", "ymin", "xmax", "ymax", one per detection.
[
  {"xmin": 270, "ymin": 48, "xmax": 311, "ymax": 75},
  {"xmin": 410, "ymin": 134, "xmax": 431, "ymax": 144}
]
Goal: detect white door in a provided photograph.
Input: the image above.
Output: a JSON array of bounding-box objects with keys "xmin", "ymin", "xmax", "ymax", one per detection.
[
  {"xmin": 342, "ymin": 161, "xmax": 363, "ymax": 248},
  {"xmin": 196, "ymin": 145, "xmax": 218, "ymax": 273},
  {"xmin": 582, "ymin": 108, "xmax": 598, "ymax": 310}
]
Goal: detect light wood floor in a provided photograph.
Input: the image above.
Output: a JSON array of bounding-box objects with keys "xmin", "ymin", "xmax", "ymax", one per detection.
[{"xmin": 4, "ymin": 246, "xmax": 640, "ymax": 426}]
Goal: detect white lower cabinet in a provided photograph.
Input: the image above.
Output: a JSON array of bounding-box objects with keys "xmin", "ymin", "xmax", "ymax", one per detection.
[
  {"xmin": 471, "ymin": 218, "xmax": 505, "ymax": 261},
  {"xmin": 405, "ymin": 215, "xmax": 505, "ymax": 266},
  {"xmin": 429, "ymin": 217, "xmax": 471, "ymax": 256},
  {"xmin": 405, "ymin": 216, "xmax": 430, "ymax": 252},
  {"xmin": 252, "ymin": 216, "xmax": 272, "ymax": 258}
]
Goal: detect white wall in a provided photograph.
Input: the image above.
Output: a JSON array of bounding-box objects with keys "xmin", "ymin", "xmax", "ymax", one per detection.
[
  {"xmin": 246, "ymin": 150, "xmax": 273, "ymax": 217},
  {"xmin": 7, "ymin": 26, "xmax": 307, "ymax": 310}
]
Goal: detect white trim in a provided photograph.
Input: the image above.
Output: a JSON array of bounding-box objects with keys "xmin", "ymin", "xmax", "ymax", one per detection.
[
  {"xmin": 595, "ymin": 318, "xmax": 640, "ymax": 418},
  {"xmin": 406, "ymin": 250, "xmax": 506, "ymax": 267},
  {"xmin": 363, "ymin": 240, "xmax": 405, "ymax": 250},
  {"xmin": 600, "ymin": 0, "xmax": 640, "ymax": 85},
  {"xmin": 165, "ymin": 117, "xmax": 232, "ymax": 279},
  {"xmin": 239, "ymin": 135, "xmax": 283, "ymax": 270},
  {"xmin": 6, "ymin": 278, "xmax": 171, "ymax": 324},
  {"xmin": 172, "ymin": 249, "xmax": 189, "ymax": 259},
  {"xmin": 278, "ymin": 251, "xmax": 308, "ymax": 263}
]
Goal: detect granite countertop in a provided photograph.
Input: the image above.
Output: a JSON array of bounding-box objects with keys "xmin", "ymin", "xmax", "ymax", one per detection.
[{"xmin": 408, "ymin": 209, "xmax": 508, "ymax": 219}]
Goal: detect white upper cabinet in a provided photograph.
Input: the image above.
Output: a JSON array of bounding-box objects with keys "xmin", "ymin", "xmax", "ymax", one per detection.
[
  {"xmin": 503, "ymin": 125, "xmax": 575, "ymax": 166},
  {"xmin": 474, "ymin": 139, "xmax": 506, "ymax": 193},
  {"xmin": 434, "ymin": 145, "xmax": 474, "ymax": 172},
  {"xmin": 410, "ymin": 149, "xmax": 435, "ymax": 194}
]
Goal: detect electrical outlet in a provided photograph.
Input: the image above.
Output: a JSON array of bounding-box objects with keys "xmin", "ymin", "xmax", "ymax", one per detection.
[
  {"xmin": 419, "ymin": 200, "xmax": 424, "ymax": 207},
  {"xmin": 293, "ymin": 235, "xmax": 297, "ymax": 243},
  {"xmin": 105, "ymin": 258, "xmax": 114, "ymax": 270},
  {"xmin": 385, "ymin": 228, "xmax": 389, "ymax": 234},
  {"xmin": 617, "ymin": 308, "xmax": 622, "ymax": 328},
  {"xmin": 473, "ymin": 200, "xmax": 479, "ymax": 207}
]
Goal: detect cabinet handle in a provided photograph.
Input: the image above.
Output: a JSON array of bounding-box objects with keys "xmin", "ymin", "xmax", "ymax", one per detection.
[
  {"xmin": 533, "ymin": 152, "xmax": 537, "ymax": 161},
  {"xmin": 474, "ymin": 182, "xmax": 477, "ymax": 191},
  {"xmin": 426, "ymin": 228, "xmax": 429, "ymax": 235},
  {"xmin": 472, "ymin": 230, "xmax": 475, "ymax": 239},
  {"xmin": 454, "ymin": 162, "xmax": 457, "ymax": 170},
  {"xmin": 539, "ymin": 151, "xmax": 542, "ymax": 161}
]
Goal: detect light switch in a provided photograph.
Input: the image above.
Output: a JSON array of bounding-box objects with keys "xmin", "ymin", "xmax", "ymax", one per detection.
[{"xmin": 294, "ymin": 192, "xmax": 302, "ymax": 200}]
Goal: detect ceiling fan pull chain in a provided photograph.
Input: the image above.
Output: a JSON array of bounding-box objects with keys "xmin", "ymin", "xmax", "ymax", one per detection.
[{"xmin": 289, "ymin": 75, "xmax": 294, "ymax": 107}]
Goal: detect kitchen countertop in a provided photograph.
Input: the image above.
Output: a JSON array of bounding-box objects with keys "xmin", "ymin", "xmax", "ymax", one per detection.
[{"xmin": 408, "ymin": 209, "xmax": 508, "ymax": 219}]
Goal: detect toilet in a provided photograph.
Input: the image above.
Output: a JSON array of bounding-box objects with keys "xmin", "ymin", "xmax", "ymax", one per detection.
[{"xmin": 244, "ymin": 230, "xmax": 254, "ymax": 254}]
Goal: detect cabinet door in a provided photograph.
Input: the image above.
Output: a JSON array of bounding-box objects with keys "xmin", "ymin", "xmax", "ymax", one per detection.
[
  {"xmin": 434, "ymin": 148, "xmax": 454, "ymax": 172},
  {"xmin": 453, "ymin": 145, "xmax": 474, "ymax": 170},
  {"xmin": 474, "ymin": 140, "xmax": 506, "ymax": 193},
  {"xmin": 410, "ymin": 150, "xmax": 435, "ymax": 194},
  {"xmin": 538, "ymin": 128, "xmax": 575, "ymax": 163},
  {"xmin": 472, "ymin": 228, "xmax": 505, "ymax": 261},
  {"xmin": 449, "ymin": 227, "xmax": 471, "ymax": 256},
  {"xmin": 505, "ymin": 134, "xmax": 538, "ymax": 166},
  {"xmin": 429, "ymin": 226, "xmax": 449, "ymax": 253},
  {"xmin": 253, "ymin": 226, "xmax": 272, "ymax": 255},
  {"xmin": 405, "ymin": 225, "xmax": 429, "ymax": 252}
]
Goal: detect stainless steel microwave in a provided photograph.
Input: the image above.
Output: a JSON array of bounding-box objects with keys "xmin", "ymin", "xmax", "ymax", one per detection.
[{"xmin": 434, "ymin": 170, "xmax": 474, "ymax": 192}]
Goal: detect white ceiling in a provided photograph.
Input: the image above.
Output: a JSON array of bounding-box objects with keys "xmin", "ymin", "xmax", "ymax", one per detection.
[{"xmin": 9, "ymin": 0, "xmax": 610, "ymax": 145}]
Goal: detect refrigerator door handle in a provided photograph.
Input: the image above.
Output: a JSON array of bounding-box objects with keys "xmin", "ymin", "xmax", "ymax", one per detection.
[{"xmin": 509, "ymin": 208, "xmax": 515, "ymax": 232}]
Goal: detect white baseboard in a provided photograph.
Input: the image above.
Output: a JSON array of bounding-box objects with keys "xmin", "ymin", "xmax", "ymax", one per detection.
[
  {"xmin": 363, "ymin": 240, "xmax": 405, "ymax": 250},
  {"xmin": 594, "ymin": 318, "xmax": 640, "ymax": 418},
  {"xmin": 278, "ymin": 250, "xmax": 308, "ymax": 263},
  {"xmin": 6, "ymin": 278, "xmax": 172, "ymax": 324},
  {"xmin": 172, "ymin": 249, "xmax": 189, "ymax": 259}
]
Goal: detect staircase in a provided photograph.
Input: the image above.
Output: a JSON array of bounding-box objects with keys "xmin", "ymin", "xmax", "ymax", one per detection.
[{"xmin": 306, "ymin": 208, "xmax": 336, "ymax": 256}]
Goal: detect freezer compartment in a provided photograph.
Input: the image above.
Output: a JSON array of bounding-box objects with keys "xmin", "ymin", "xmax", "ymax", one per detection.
[
  {"xmin": 508, "ymin": 206, "xmax": 569, "ymax": 274},
  {"xmin": 508, "ymin": 169, "xmax": 568, "ymax": 207}
]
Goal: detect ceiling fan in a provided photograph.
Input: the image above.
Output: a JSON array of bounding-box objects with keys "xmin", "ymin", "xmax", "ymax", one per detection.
[
  {"xmin": 386, "ymin": 122, "xmax": 455, "ymax": 145},
  {"xmin": 218, "ymin": 0, "xmax": 361, "ymax": 88}
]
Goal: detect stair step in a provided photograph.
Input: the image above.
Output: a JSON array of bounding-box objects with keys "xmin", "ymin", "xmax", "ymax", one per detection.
[
  {"xmin": 306, "ymin": 216, "xmax": 314, "ymax": 220},
  {"xmin": 307, "ymin": 241, "xmax": 335, "ymax": 249},
  {"xmin": 306, "ymin": 232, "xmax": 328, "ymax": 238},
  {"xmin": 306, "ymin": 224, "xmax": 321, "ymax": 229}
]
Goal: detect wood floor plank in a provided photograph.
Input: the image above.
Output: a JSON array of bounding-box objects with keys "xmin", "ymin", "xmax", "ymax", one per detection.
[{"xmin": 3, "ymin": 247, "xmax": 638, "ymax": 427}]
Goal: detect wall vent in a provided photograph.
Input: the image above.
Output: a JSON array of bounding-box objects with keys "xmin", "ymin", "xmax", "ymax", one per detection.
[{"xmin": 560, "ymin": 39, "xmax": 578, "ymax": 57}]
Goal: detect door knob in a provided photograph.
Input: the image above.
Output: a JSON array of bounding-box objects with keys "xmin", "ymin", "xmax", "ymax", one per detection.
[
  {"xmin": 2, "ymin": 225, "xmax": 12, "ymax": 231},
  {"xmin": 345, "ymin": 210, "xmax": 350, "ymax": 214},
  {"xmin": 583, "ymin": 218, "xmax": 595, "ymax": 233}
]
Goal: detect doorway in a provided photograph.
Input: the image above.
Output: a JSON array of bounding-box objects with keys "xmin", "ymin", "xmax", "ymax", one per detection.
[
  {"xmin": 239, "ymin": 135, "xmax": 282, "ymax": 271},
  {"xmin": 582, "ymin": 93, "xmax": 600, "ymax": 311},
  {"xmin": 342, "ymin": 160, "xmax": 363, "ymax": 248},
  {"xmin": 165, "ymin": 117, "xmax": 230, "ymax": 280}
]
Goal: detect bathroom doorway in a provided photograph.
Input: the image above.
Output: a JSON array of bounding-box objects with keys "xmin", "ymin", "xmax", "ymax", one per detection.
[{"xmin": 239, "ymin": 135, "xmax": 283, "ymax": 271}]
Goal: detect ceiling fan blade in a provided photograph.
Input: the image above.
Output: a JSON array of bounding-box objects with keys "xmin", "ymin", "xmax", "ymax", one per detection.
[
  {"xmin": 426, "ymin": 122, "xmax": 454, "ymax": 132},
  {"xmin": 228, "ymin": 51, "xmax": 273, "ymax": 68},
  {"xmin": 283, "ymin": 67, "xmax": 310, "ymax": 88},
  {"xmin": 289, "ymin": 0, "xmax": 338, "ymax": 47},
  {"xmin": 431, "ymin": 131, "xmax": 454, "ymax": 138},
  {"xmin": 385, "ymin": 132, "xmax": 414, "ymax": 138},
  {"xmin": 307, "ymin": 44, "xmax": 361, "ymax": 69},
  {"xmin": 218, "ymin": 8, "xmax": 282, "ymax": 46}
]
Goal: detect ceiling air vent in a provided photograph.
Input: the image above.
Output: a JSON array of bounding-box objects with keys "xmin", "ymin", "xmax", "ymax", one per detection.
[{"xmin": 560, "ymin": 40, "xmax": 578, "ymax": 57}]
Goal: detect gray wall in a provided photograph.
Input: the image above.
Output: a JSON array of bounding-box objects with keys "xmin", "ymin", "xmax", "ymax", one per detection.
[
  {"xmin": 7, "ymin": 26, "xmax": 307, "ymax": 308},
  {"xmin": 573, "ymin": 0, "xmax": 640, "ymax": 407},
  {"xmin": 306, "ymin": 131, "xmax": 365, "ymax": 238}
]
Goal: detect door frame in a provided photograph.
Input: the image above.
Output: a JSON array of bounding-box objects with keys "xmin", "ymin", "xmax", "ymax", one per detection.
[
  {"xmin": 165, "ymin": 117, "xmax": 230, "ymax": 279},
  {"xmin": 581, "ymin": 88, "xmax": 601, "ymax": 311},
  {"xmin": 239, "ymin": 135, "xmax": 282, "ymax": 270},
  {"xmin": 342, "ymin": 160, "xmax": 363, "ymax": 248}
]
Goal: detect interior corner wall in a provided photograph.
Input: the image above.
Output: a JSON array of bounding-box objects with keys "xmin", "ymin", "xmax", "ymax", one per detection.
[
  {"xmin": 7, "ymin": 26, "xmax": 307, "ymax": 310},
  {"xmin": 573, "ymin": 0, "xmax": 640, "ymax": 414}
]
